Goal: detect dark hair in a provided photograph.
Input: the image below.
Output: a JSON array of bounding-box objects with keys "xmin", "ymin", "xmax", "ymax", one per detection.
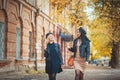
[
  {"xmin": 78, "ymin": 27, "xmax": 90, "ymax": 44},
  {"xmin": 46, "ymin": 33, "xmax": 53, "ymax": 39}
]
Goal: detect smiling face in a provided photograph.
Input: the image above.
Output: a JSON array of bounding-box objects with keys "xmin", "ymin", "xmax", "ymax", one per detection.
[
  {"xmin": 76, "ymin": 30, "xmax": 81, "ymax": 38},
  {"xmin": 48, "ymin": 34, "xmax": 54, "ymax": 43}
]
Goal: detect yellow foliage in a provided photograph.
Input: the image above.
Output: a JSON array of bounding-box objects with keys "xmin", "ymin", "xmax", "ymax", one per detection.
[
  {"xmin": 50, "ymin": 0, "xmax": 89, "ymax": 27},
  {"xmin": 89, "ymin": 17, "xmax": 112, "ymax": 58},
  {"xmin": 50, "ymin": 0, "xmax": 71, "ymax": 13},
  {"xmin": 93, "ymin": 54, "xmax": 101, "ymax": 59}
]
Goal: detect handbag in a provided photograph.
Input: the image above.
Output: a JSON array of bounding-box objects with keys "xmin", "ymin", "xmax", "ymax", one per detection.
[{"xmin": 67, "ymin": 55, "xmax": 74, "ymax": 66}]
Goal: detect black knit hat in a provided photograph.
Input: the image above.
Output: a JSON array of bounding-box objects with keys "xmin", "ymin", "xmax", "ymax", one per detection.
[{"xmin": 46, "ymin": 33, "xmax": 53, "ymax": 39}]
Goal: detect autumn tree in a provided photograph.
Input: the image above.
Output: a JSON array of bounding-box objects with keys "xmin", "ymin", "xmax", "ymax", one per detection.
[
  {"xmin": 89, "ymin": 17, "xmax": 112, "ymax": 59},
  {"xmin": 88, "ymin": 0, "xmax": 120, "ymax": 68},
  {"xmin": 50, "ymin": 0, "xmax": 89, "ymax": 28},
  {"xmin": 50, "ymin": 0, "xmax": 71, "ymax": 13},
  {"xmin": 69, "ymin": 0, "xmax": 89, "ymax": 27}
]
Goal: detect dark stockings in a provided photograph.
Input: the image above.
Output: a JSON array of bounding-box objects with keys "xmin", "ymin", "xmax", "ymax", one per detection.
[
  {"xmin": 48, "ymin": 73, "xmax": 56, "ymax": 80},
  {"xmin": 75, "ymin": 70, "xmax": 84, "ymax": 80}
]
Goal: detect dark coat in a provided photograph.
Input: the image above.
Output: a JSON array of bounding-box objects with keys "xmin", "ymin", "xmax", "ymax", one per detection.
[
  {"xmin": 44, "ymin": 43, "xmax": 63, "ymax": 74},
  {"xmin": 69, "ymin": 38, "xmax": 90, "ymax": 61}
]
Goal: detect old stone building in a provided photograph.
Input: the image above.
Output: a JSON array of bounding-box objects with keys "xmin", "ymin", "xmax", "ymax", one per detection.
[{"xmin": 0, "ymin": 0, "xmax": 71, "ymax": 72}]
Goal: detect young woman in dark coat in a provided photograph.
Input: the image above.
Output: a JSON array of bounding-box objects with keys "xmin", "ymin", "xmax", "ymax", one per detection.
[{"xmin": 44, "ymin": 33, "xmax": 63, "ymax": 80}]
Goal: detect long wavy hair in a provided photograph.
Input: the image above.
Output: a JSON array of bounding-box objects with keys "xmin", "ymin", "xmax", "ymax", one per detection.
[{"xmin": 78, "ymin": 27, "xmax": 90, "ymax": 44}]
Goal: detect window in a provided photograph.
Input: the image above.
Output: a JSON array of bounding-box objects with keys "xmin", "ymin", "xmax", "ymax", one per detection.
[
  {"xmin": 29, "ymin": 31, "xmax": 33, "ymax": 58},
  {"xmin": 16, "ymin": 27, "xmax": 21, "ymax": 59},
  {"xmin": 41, "ymin": 35, "xmax": 45, "ymax": 59},
  {"xmin": 29, "ymin": 0, "xmax": 36, "ymax": 6},
  {"xmin": 0, "ymin": 22, "xmax": 5, "ymax": 59},
  {"xmin": 42, "ymin": 0, "xmax": 49, "ymax": 15},
  {"xmin": 0, "ymin": 22, "xmax": 5, "ymax": 60}
]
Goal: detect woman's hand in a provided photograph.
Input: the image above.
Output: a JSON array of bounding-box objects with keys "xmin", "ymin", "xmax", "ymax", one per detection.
[
  {"xmin": 44, "ymin": 49, "xmax": 47, "ymax": 52},
  {"xmin": 44, "ymin": 49, "xmax": 48, "ymax": 57},
  {"xmin": 68, "ymin": 47, "xmax": 72, "ymax": 51},
  {"xmin": 86, "ymin": 61, "xmax": 88, "ymax": 65}
]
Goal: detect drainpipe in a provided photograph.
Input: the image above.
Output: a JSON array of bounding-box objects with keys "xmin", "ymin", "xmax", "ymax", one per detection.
[{"xmin": 34, "ymin": 10, "xmax": 38, "ymax": 71}]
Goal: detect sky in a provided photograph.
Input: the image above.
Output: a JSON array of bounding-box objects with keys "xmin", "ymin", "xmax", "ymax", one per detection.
[
  {"xmin": 84, "ymin": 6, "xmax": 95, "ymax": 21},
  {"xmin": 83, "ymin": 0, "xmax": 95, "ymax": 21}
]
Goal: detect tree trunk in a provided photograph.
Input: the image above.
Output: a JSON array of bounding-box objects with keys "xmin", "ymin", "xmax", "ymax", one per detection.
[{"xmin": 111, "ymin": 41, "xmax": 119, "ymax": 68}]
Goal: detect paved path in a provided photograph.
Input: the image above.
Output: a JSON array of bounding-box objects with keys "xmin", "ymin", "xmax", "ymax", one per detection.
[{"xmin": 0, "ymin": 65, "xmax": 120, "ymax": 80}]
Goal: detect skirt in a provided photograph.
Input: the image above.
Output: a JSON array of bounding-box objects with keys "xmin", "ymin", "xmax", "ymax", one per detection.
[{"xmin": 74, "ymin": 57, "xmax": 86, "ymax": 73}]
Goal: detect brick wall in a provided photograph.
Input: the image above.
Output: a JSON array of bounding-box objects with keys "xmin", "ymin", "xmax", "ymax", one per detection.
[{"xmin": 0, "ymin": 0, "xmax": 67, "ymax": 72}]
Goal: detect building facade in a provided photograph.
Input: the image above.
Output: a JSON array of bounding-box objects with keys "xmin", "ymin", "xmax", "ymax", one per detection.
[{"xmin": 0, "ymin": 0, "xmax": 68, "ymax": 72}]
